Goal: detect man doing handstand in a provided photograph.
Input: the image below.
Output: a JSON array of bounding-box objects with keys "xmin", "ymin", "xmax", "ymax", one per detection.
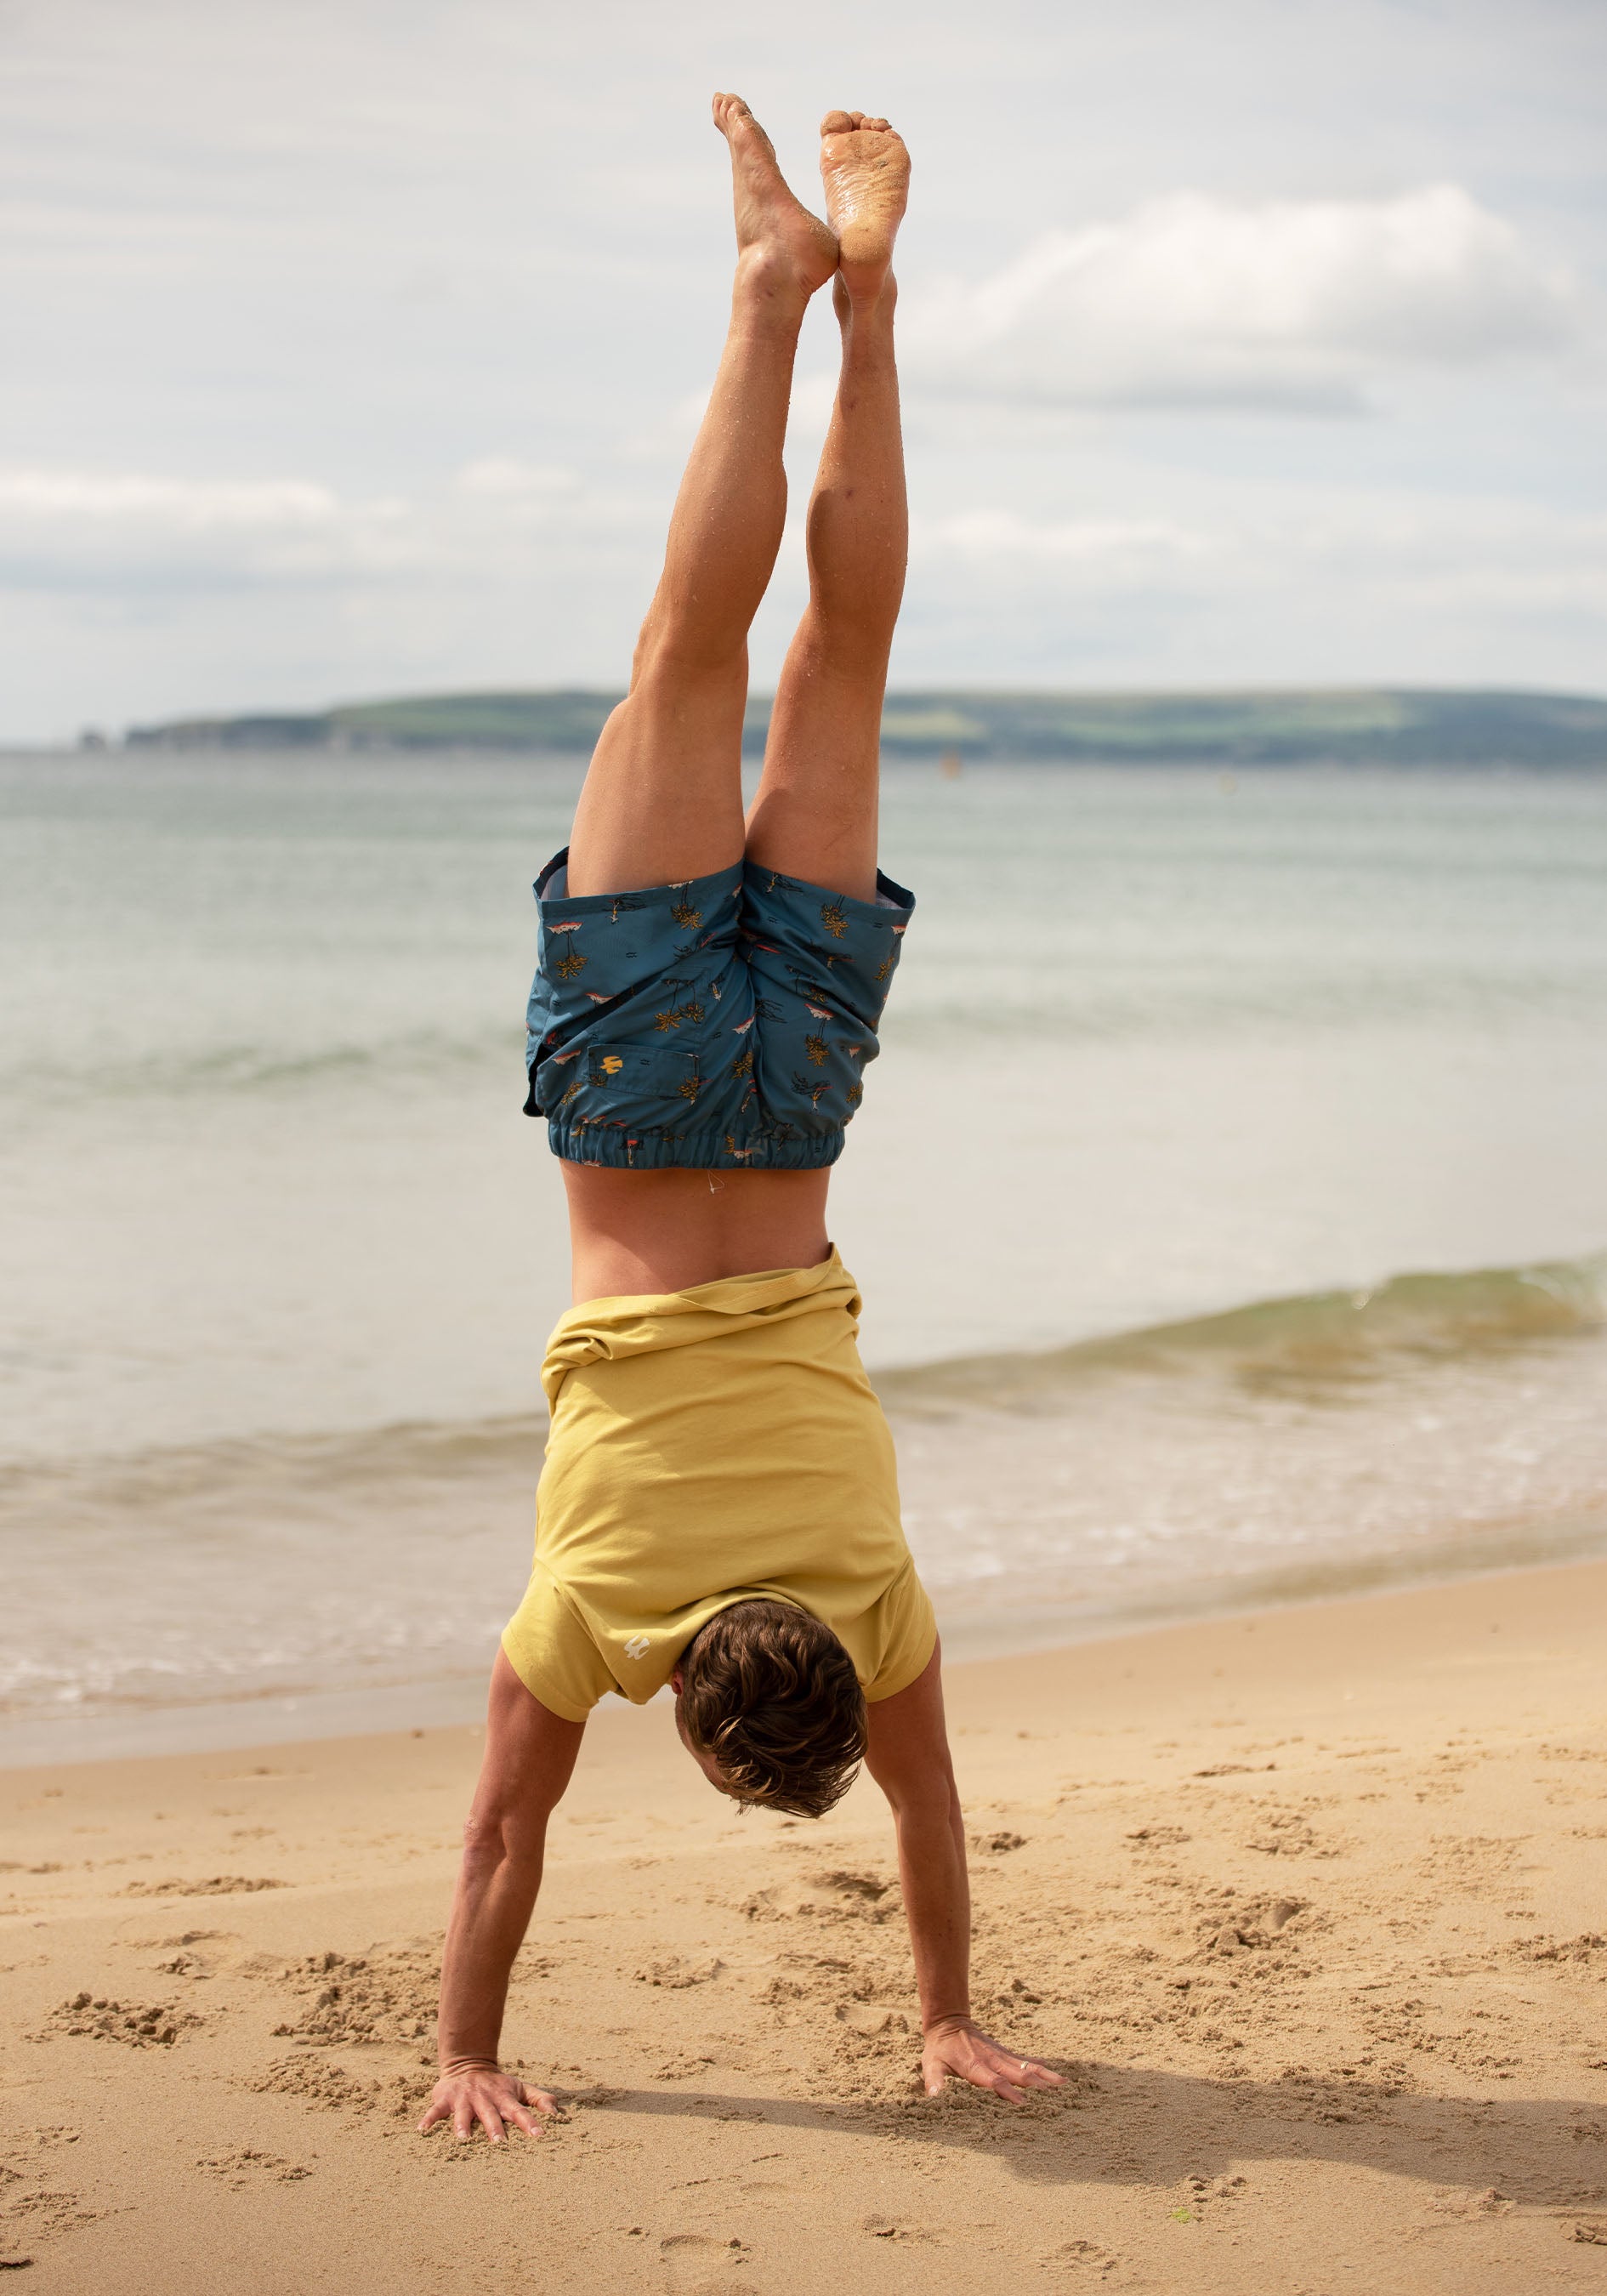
[{"xmin": 422, "ymin": 95, "xmax": 1062, "ymax": 2142}]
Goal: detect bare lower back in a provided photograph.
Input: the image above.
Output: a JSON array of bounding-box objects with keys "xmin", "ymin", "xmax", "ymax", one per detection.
[{"xmin": 561, "ymin": 1162, "xmax": 832, "ymax": 1302}]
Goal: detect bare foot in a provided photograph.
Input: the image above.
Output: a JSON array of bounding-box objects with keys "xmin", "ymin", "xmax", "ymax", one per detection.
[
  {"xmin": 712, "ymin": 92, "xmax": 838, "ymax": 303},
  {"xmin": 819, "ymin": 111, "xmax": 909, "ymax": 303}
]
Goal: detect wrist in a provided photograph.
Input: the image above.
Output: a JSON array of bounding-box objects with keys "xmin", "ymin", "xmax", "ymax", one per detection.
[
  {"xmin": 921, "ymin": 2009, "xmax": 974, "ymax": 2038},
  {"xmin": 438, "ymin": 2053, "xmax": 500, "ymax": 2077}
]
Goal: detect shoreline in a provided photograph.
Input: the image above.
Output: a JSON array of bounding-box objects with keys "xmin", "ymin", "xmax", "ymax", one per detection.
[
  {"xmin": 5, "ymin": 1530, "xmax": 1605, "ymax": 1773},
  {"xmin": 8, "ymin": 1247, "xmax": 1603, "ymax": 1744},
  {"xmin": 4, "ymin": 1554, "xmax": 1606, "ymax": 2291}
]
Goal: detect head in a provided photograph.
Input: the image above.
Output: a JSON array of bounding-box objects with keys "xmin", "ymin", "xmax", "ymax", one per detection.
[{"xmin": 672, "ymin": 1599, "xmax": 867, "ymax": 1819}]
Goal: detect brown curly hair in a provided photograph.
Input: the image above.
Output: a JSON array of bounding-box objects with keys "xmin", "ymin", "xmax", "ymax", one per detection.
[{"xmin": 677, "ymin": 1598, "xmax": 867, "ymax": 1819}]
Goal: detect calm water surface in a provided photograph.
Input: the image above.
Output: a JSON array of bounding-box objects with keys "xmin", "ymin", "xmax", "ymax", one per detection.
[{"xmin": 3, "ymin": 751, "xmax": 1604, "ymax": 1740}]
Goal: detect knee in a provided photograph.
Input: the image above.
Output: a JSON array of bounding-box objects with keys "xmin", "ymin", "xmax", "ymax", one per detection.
[
  {"xmin": 795, "ymin": 599, "xmax": 898, "ymax": 682},
  {"xmin": 632, "ymin": 587, "xmax": 751, "ymax": 682}
]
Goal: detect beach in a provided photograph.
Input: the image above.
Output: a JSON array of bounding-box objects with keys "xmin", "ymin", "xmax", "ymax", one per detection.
[
  {"xmin": 3, "ymin": 750, "xmax": 1604, "ymax": 2287},
  {"xmin": 5, "ymin": 1558, "xmax": 1606, "ymax": 2293}
]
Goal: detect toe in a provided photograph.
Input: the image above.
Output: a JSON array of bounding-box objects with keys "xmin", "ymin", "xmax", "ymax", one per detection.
[{"xmin": 821, "ymin": 109, "xmax": 855, "ymax": 134}]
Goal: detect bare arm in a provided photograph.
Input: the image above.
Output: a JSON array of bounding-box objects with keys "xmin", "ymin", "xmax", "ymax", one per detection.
[
  {"xmin": 863, "ymin": 1643, "xmax": 1064, "ymax": 2102},
  {"xmin": 418, "ymin": 1649, "xmax": 586, "ymax": 2142}
]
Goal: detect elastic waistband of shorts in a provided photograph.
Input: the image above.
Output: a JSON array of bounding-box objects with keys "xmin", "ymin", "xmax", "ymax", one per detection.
[
  {"xmin": 533, "ymin": 847, "xmax": 914, "ymax": 923},
  {"xmin": 548, "ymin": 1122, "xmax": 845, "ymax": 1173},
  {"xmin": 534, "ymin": 849, "xmax": 742, "ymax": 913}
]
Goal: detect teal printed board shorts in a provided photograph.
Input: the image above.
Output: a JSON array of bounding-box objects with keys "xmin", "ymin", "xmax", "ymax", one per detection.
[{"xmin": 523, "ymin": 850, "xmax": 915, "ymax": 1170}]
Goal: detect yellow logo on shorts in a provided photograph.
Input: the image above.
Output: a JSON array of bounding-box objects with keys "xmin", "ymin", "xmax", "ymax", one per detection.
[{"xmin": 599, "ymin": 1054, "xmax": 624, "ymax": 1075}]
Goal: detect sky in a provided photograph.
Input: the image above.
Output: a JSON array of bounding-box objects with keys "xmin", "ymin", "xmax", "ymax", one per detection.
[{"xmin": 3, "ymin": 0, "xmax": 1604, "ymax": 740}]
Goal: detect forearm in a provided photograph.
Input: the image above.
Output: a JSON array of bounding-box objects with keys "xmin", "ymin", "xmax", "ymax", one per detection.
[
  {"xmin": 436, "ymin": 1837, "xmax": 546, "ymax": 2066},
  {"xmin": 891, "ymin": 1788, "xmax": 971, "ymax": 2030}
]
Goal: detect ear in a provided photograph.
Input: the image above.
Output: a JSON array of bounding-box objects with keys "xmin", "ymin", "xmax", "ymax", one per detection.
[{"xmin": 669, "ymin": 1668, "xmax": 684, "ymax": 1694}]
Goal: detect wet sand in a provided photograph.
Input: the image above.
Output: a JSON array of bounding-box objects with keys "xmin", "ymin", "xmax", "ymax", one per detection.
[{"xmin": 3, "ymin": 1560, "xmax": 1606, "ymax": 2293}]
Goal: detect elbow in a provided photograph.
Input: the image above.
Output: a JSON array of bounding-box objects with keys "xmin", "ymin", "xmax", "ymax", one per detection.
[
  {"xmin": 880, "ymin": 1770, "xmax": 962, "ymax": 1832},
  {"xmin": 460, "ymin": 1809, "xmax": 504, "ymax": 1865},
  {"xmin": 459, "ymin": 1801, "xmax": 545, "ymax": 1877}
]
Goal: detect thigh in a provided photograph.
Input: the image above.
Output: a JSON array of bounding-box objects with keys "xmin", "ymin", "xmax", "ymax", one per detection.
[
  {"xmin": 743, "ymin": 643, "xmax": 884, "ymax": 902},
  {"xmin": 742, "ymin": 858, "xmax": 915, "ymax": 1150},
  {"xmin": 525, "ymin": 852, "xmax": 755, "ymax": 1171},
  {"xmin": 565, "ymin": 661, "xmax": 749, "ymax": 898}
]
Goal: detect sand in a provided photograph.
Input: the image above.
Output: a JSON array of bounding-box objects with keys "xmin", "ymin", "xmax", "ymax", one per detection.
[{"xmin": 3, "ymin": 1560, "xmax": 1606, "ymax": 2293}]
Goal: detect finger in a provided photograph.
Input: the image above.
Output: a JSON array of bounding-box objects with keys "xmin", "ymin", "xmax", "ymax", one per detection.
[
  {"xmin": 504, "ymin": 2104, "xmax": 541, "ymax": 2137},
  {"xmin": 417, "ymin": 2099, "xmax": 448, "ymax": 2134},
  {"xmin": 976, "ymin": 2046, "xmax": 1061, "ymax": 2090},
  {"xmin": 527, "ymin": 2089, "xmax": 560, "ymax": 2119},
  {"xmin": 478, "ymin": 2100, "xmax": 508, "ymax": 2145},
  {"xmin": 1005, "ymin": 2053, "xmax": 1065, "ymax": 2085},
  {"xmin": 454, "ymin": 2107, "xmax": 474, "ymax": 2141},
  {"xmin": 922, "ymin": 2062, "xmax": 948, "ymax": 2099}
]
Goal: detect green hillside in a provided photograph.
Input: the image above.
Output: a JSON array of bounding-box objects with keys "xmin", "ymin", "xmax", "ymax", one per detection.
[{"xmin": 124, "ymin": 685, "xmax": 1607, "ymax": 767}]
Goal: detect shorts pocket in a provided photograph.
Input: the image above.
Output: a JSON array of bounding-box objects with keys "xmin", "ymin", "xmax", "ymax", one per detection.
[
  {"xmin": 586, "ymin": 1042, "xmax": 701, "ymax": 1099},
  {"xmin": 537, "ymin": 1040, "xmax": 707, "ymax": 1131}
]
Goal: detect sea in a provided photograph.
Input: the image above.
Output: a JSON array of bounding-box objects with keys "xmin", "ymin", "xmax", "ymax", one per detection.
[{"xmin": 3, "ymin": 747, "xmax": 1605, "ymax": 1759}]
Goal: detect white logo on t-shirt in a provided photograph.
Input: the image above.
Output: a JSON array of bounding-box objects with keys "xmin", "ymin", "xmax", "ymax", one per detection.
[{"xmin": 623, "ymin": 1634, "xmax": 651, "ymax": 1660}]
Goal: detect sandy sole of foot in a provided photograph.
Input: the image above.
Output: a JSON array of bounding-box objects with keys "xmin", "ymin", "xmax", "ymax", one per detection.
[{"xmin": 3, "ymin": 1560, "xmax": 1606, "ymax": 2293}]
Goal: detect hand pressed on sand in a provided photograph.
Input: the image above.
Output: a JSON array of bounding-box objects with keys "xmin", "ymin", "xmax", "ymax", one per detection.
[
  {"xmin": 923, "ymin": 2015, "xmax": 1066, "ymax": 2103},
  {"xmin": 417, "ymin": 2061, "xmax": 560, "ymax": 2144}
]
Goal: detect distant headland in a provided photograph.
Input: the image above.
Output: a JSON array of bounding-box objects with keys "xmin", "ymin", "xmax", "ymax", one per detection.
[{"xmin": 121, "ymin": 686, "xmax": 1607, "ymax": 767}]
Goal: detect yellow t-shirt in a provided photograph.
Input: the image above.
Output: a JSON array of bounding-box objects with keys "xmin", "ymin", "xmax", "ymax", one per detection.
[{"xmin": 501, "ymin": 1250, "xmax": 935, "ymax": 1724}]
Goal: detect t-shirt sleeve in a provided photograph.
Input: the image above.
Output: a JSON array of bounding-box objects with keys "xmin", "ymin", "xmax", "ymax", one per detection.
[
  {"xmin": 501, "ymin": 1566, "xmax": 617, "ymax": 1723},
  {"xmin": 863, "ymin": 1558, "xmax": 939, "ymax": 1703}
]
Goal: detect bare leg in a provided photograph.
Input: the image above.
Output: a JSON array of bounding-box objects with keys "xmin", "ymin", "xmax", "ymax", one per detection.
[
  {"xmin": 745, "ymin": 112, "xmax": 911, "ymax": 903},
  {"xmin": 565, "ymin": 94, "xmax": 837, "ymax": 898},
  {"xmin": 560, "ymin": 108, "xmax": 908, "ymax": 1301}
]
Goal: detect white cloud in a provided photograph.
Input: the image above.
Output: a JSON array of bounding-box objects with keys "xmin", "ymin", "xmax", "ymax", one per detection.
[
  {"xmin": 0, "ymin": 467, "xmax": 417, "ymax": 586},
  {"xmin": 455, "ymin": 458, "xmax": 582, "ymax": 502},
  {"xmin": 917, "ymin": 511, "xmax": 1212, "ymax": 584},
  {"xmin": 0, "ymin": 461, "xmax": 661, "ymax": 591},
  {"xmin": 905, "ymin": 185, "xmax": 1581, "ymax": 413},
  {"xmin": 909, "ymin": 492, "xmax": 1607, "ymax": 622},
  {"xmin": 0, "ymin": 469, "xmax": 344, "ymax": 528}
]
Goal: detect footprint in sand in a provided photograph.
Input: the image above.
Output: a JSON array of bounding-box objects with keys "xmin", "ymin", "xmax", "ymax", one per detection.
[
  {"xmin": 658, "ymin": 2231, "xmax": 754, "ymax": 2294},
  {"xmin": 636, "ymin": 1955, "xmax": 725, "ymax": 1990},
  {"xmin": 0, "ymin": 2128, "xmax": 100, "ymax": 2265},
  {"xmin": 861, "ymin": 2215, "xmax": 934, "ymax": 2244},
  {"xmin": 1041, "ymin": 2237, "xmax": 1117, "ymax": 2274}
]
